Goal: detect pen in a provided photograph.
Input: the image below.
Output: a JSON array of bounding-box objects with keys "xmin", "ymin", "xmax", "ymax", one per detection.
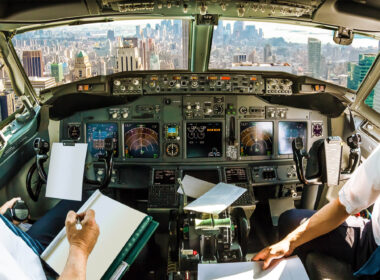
[{"xmin": 76, "ymin": 216, "xmax": 82, "ymax": 230}]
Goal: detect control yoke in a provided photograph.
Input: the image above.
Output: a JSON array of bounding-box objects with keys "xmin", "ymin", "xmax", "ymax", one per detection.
[
  {"xmin": 342, "ymin": 133, "xmax": 361, "ymax": 174},
  {"xmin": 292, "ymin": 137, "xmax": 309, "ymax": 185},
  {"xmin": 26, "ymin": 138, "xmax": 49, "ymax": 201},
  {"xmin": 26, "ymin": 137, "xmax": 115, "ymax": 201},
  {"xmin": 84, "ymin": 137, "xmax": 115, "ymax": 190}
]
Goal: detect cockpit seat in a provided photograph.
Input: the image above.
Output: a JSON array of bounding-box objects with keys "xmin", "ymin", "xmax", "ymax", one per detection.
[{"xmin": 305, "ymin": 252, "xmax": 355, "ymax": 280}]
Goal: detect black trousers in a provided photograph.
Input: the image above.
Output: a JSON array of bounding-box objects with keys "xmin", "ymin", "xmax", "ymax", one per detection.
[{"xmin": 278, "ymin": 209, "xmax": 378, "ymax": 272}]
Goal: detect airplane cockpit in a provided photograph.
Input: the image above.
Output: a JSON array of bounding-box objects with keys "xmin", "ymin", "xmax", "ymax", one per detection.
[{"xmin": 0, "ymin": 1, "xmax": 379, "ymax": 279}]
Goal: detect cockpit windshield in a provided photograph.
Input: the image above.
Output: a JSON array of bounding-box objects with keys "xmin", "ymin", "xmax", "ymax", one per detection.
[
  {"xmin": 12, "ymin": 19, "xmax": 189, "ymax": 91},
  {"xmin": 209, "ymin": 20, "xmax": 379, "ymax": 90}
]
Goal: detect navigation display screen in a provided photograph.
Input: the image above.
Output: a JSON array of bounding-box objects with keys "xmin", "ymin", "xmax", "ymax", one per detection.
[
  {"xmin": 225, "ymin": 168, "xmax": 248, "ymax": 183},
  {"xmin": 186, "ymin": 122, "xmax": 223, "ymax": 158},
  {"xmin": 124, "ymin": 123, "xmax": 160, "ymax": 158},
  {"xmin": 153, "ymin": 170, "xmax": 176, "ymax": 185},
  {"xmin": 86, "ymin": 123, "xmax": 119, "ymax": 158},
  {"xmin": 278, "ymin": 121, "xmax": 307, "ymax": 155},
  {"xmin": 240, "ymin": 122, "xmax": 273, "ymax": 156}
]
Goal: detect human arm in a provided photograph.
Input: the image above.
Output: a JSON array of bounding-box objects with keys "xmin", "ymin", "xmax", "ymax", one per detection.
[
  {"xmin": 253, "ymin": 198, "xmax": 349, "ymax": 269},
  {"xmin": 59, "ymin": 209, "xmax": 99, "ymax": 280},
  {"xmin": 0, "ymin": 197, "xmax": 21, "ymax": 215}
]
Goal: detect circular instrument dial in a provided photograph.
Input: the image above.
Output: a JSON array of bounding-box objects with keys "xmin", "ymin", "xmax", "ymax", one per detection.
[
  {"xmin": 68, "ymin": 125, "xmax": 81, "ymax": 140},
  {"xmin": 240, "ymin": 125, "xmax": 272, "ymax": 156},
  {"xmin": 165, "ymin": 143, "xmax": 179, "ymax": 157}
]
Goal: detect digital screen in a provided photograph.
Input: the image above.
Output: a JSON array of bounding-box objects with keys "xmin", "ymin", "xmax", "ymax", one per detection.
[
  {"xmin": 86, "ymin": 123, "xmax": 119, "ymax": 158},
  {"xmin": 124, "ymin": 123, "xmax": 160, "ymax": 158},
  {"xmin": 186, "ymin": 122, "xmax": 223, "ymax": 158},
  {"xmin": 154, "ymin": 170, "xmax": 176, "ymax": 185},
  {"xmin": 225, "ymin": 168, "xmax": 248, "ymax": 183},
  {"xmin": 278, "ymin": 121, "xmax": 307, "ymax": 155},
  {"xmin": 240, "ymin": 122, "xmax": 273, "ymax": 156},
  {"xmin": 166, "ymin": 125, "xmax": 179, "ymax": 139},
  {"xmin": 182, "ymin": 170, "xmax": 220, "ymax": 184}
]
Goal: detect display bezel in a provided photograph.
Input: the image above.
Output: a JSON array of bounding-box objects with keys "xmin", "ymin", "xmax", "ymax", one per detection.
[
  {"xmin": 184, "ymin": 120, "xmax": 225, "ymax": 160},
  {"xmin": 84, "ymin": 122, "xmax": 120, "ymax": 159},
  {"xmin": 152, "ymin": 169, "xmax": 177, "ymax": 185},
  {"xmin": 238, "ymin": 120, "xmax": 274, "ymax": 160},
  {"xmin": 123, "ymin": 122, "xmax": 161, "ymax": 159},
  {"xmin": 278, "ymin": 121, "xmax": 308, "ymax": 156}
]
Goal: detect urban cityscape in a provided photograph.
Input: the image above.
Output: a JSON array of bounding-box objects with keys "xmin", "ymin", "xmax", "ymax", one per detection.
[{"xmin": 0, "ymin": 19, "xmax": 379, "ymax": 121}]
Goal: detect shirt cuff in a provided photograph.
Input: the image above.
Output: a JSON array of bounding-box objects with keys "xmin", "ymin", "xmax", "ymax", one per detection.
[{"xmin": 338, "ymin": 187, "xmax": 355, "ymax": 214}]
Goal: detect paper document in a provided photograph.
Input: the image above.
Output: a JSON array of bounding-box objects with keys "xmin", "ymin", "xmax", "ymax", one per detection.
[
  {"xmin": 45, "ymin": 142, "xmax": 88, "ymax": 201},
  {"xmin": 177, "ymin": 175, "xmax": 215, "ymax": 198},
  {"xmin": 41, "ymin": 190, "xmax": 147, "ymax": 280},
  {"xmin": 184, "ymin": 183, "xmax": 246, "ymax": 214},
  {"xmin": 198, "ymin": 256, "xmax": 309, "ymax": 280}
]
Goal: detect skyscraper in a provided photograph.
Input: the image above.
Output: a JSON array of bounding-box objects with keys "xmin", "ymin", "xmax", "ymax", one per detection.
[
  {"xmin": 22, "ymin": 50, "xmax": 44, "ymax": 77},
  {"xmin": 73, "ymin": 51, "xmax": 92, "ymax": 80},
  {"xmin": 347, "ymin": 54, "xmax": 376, "ymax": 107},
  {"xmin": 0, "ymin": 92, "xmax": 15, "ymax": 121},
  {"xmin": 107, "ymin": 30, "xmax": 115, "ymax": 41},
  {"xmin": 372, "ymin": 81, "xmax": 380, "ymax": 113},
  {"xmin": 116, "ymin": 38, "xmax": 142, "ymax": 72},
  {"xmin": 264, "ymin": 44, "xmax": 272, "ymax": 63},
  {"xmin": 307, "ymin": 38, "xmax": 321, "ymax": 78},
  {"xmin": 51, "ymin": 62, "xmax": 63, "ymax": 82}
]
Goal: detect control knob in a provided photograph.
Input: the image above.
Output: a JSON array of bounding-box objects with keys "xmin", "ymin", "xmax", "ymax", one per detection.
[
  {"xmin": 195, "ymin": 104, "xmax": 201, "ymax": 110},
  {"xmin": 114, "ymin": 80, "xmax": 121, "ymax": 86},
  {"xmin": 239, "ymin": 106, "xmax": 248, "ymax": 114},
  {"xmin": 186, "ymin": 104, "xmax": 192, "ymax": 110},
  {"xmin": 111, "ymin": 112, "xmax": 119, "ymax": 119},
  {"xmin": 132, "ymin": 78, "xmax": 140, "ymax": 86},
  {"xmin": 122, "ymin": 112, "xmax": 129, "ymax": 119}
]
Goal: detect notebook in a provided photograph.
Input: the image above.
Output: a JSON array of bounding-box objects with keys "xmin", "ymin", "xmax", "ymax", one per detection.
[{"xmin": 41, "ymin": 190, "xmax": 158, "ymax": 280}]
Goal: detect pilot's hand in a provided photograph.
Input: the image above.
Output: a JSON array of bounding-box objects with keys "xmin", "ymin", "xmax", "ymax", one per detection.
[
  {"xmin": 65, "ymin": 209, "xmax": 99, "ymax": 258},
  {"xmin": 0, "ymin": 197, "xmax": 21, "ymax": 215},
  {"xmin": 252, "ymin": 239, "xmax": 294, "ymax": 270}
]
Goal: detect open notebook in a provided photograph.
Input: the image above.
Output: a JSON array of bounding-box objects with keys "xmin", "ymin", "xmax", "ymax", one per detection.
[{"xmin": 41, "ymin": 190, "xmax": 158, "ymax": 280}]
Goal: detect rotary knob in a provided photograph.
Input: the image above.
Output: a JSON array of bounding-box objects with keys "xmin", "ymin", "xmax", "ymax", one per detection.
[
  {"xmin": 122, "ymin": 112, "xmax": 129, "ymax": 119},
  {"xmin": 132, "ymin": 78, "xmax": 140, "ymax": 86},
  {"xmin": 114, "ymin": 80, "xmax": 121, "ymax": 86}
]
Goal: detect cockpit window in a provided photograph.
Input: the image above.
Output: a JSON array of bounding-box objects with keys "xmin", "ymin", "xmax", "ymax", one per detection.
[
  {"xmin": 11, "ymin": 19, "xmax": 189, "ymax": 91},
  {"xmin": 209, "ymin": 20, "xmax": 379, "ymax": 89},
  {"xmin": 365, "ymin": 79, "xmax": 380, "ymax": 113}
]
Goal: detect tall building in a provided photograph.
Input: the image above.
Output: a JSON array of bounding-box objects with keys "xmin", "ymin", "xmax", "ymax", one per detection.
[
  {"xmin": 107, "ymin": 30, "xmax": 115, "ymax": 41},
  {"xmin": 0, "ymin": 92, "xmax": 15, "ymax": 121},
  {"xmin": 307, "ymin": 38, "xmax": 321, "ymax": 78},
  {"xmin": 116, "ymin": 38, "xmax": 142, "ymax": 72},
  {"xmin": 51, "ymin": 62, "xmax": 63, "ymax": 82},
  {"xmin": 373, "ymin": 81, "xmax": 380, "ymax": 113},
  {"xmin": 264, "ymin": 44, "xmax": 272, "ymax": 63},
  {"xmin": 22, "ymin": 50, "xmax": 44, "ymax": 77},
  {"xmin": 5, "ymin": 77, "xmax": 56, "ymax": 96},
  {"xmin": 233, "ymin": 54, "xmax": 247, "ymax": 63},
  {"xmin": 347, "ymin": 54, "xmax": 376, "ymax": 107},
  {"xmin": 73, "ymin": 51, "xmax": 92, "ymax": 80}
]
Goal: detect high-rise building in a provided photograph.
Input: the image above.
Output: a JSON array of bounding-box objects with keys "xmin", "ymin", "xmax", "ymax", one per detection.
[
  {"xmin": 233, "ymin": 54, "xmax": 247, "ymax": 63},
  {"xmin": 347, "ymin": 53, "xmax": 376, "ymax": 107},
  {"xmin": 307, "ymin": 38, "xmax": 321, "ymax": 78},
  {"xmin": 116, "ymin": 38, "xmax": 142, "ymax": 72},
  {"xmin": 51, "ymin": 62, "xmax": 63, "ymax": 82},
  {"xmin": 0, "ymin": 92, "xmax": 15, "ymax": 121},
  {"xmin": 22, "ymin": 50, "xmax": 44, "ymax": 77},
  {"xmin": 73, "ymin": 51, "xmax": 92, "ymax": 80},
  {"xmin": 264, "ymin": 44, "xmax": 272, "ymax": 63},
  {"xmin": 373, "ymin": 81, "xmax": 380, "ymax": 113},
  {"xmin": 107, "ymin": 30, "xmax": 115, "ymax": 41},
  {"xmin": 5, "ymin": 77, "xmax": 56, "ymax": 96}
]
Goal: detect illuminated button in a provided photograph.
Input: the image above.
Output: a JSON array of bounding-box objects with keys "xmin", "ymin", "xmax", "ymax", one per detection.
[
  {"xmin": 111, "ymin": 112, "xmax": 119, "ymax": 119},
  {"xmin": 186, "ymin": 105, "xmax": 192, "ymax": 110},
  {"xmin": 195, "ymin": 105, "xmax": 200, "ymax": 110},
  {"xmin": 122, "ymin": 112, "xmax": 129, "ymax": 118}
]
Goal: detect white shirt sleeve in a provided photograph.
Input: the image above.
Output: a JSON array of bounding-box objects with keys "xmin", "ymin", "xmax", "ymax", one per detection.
[{"xmin": 339, "ymin": 144, "xmax": 380, "ymax": 214}]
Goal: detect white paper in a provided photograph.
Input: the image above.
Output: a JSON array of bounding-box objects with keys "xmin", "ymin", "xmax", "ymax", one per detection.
[
  {"xmin": 177, "ymin": 175, "xmax": 216, "ymax": 198},
  {"xmin": 41, "ymin": 190, "xmax": 147, "ymax": 280},
  {"xmin": 198, "ymin": 256, "xmax": 309, "ymax": 280},
  {"xmin": 45, "ymin": 143, "xmax": 88, "ymax": 201},
  {"xmin": 184, "ymin": 183, "xmax": 246, "ymax": 214}
]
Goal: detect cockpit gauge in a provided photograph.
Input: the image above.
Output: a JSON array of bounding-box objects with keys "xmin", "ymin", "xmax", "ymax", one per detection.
[
  {"xmin": 312, "ymin": 122, "xmax": 323, "ymax": 137},
  {"xmin": 240, "ymin": 122, "xmax": 273, "ymax": 156},
  {"xmin": 68, "ymin": 124, "xmax": 81, "ymax": 140},
  {"xmin": 165, "ymin": 143, "xmax": 179, "ymax": 157},
  {"xmin": 124, "ymin": 123, "xmax": 160, "ymax": 158}
]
